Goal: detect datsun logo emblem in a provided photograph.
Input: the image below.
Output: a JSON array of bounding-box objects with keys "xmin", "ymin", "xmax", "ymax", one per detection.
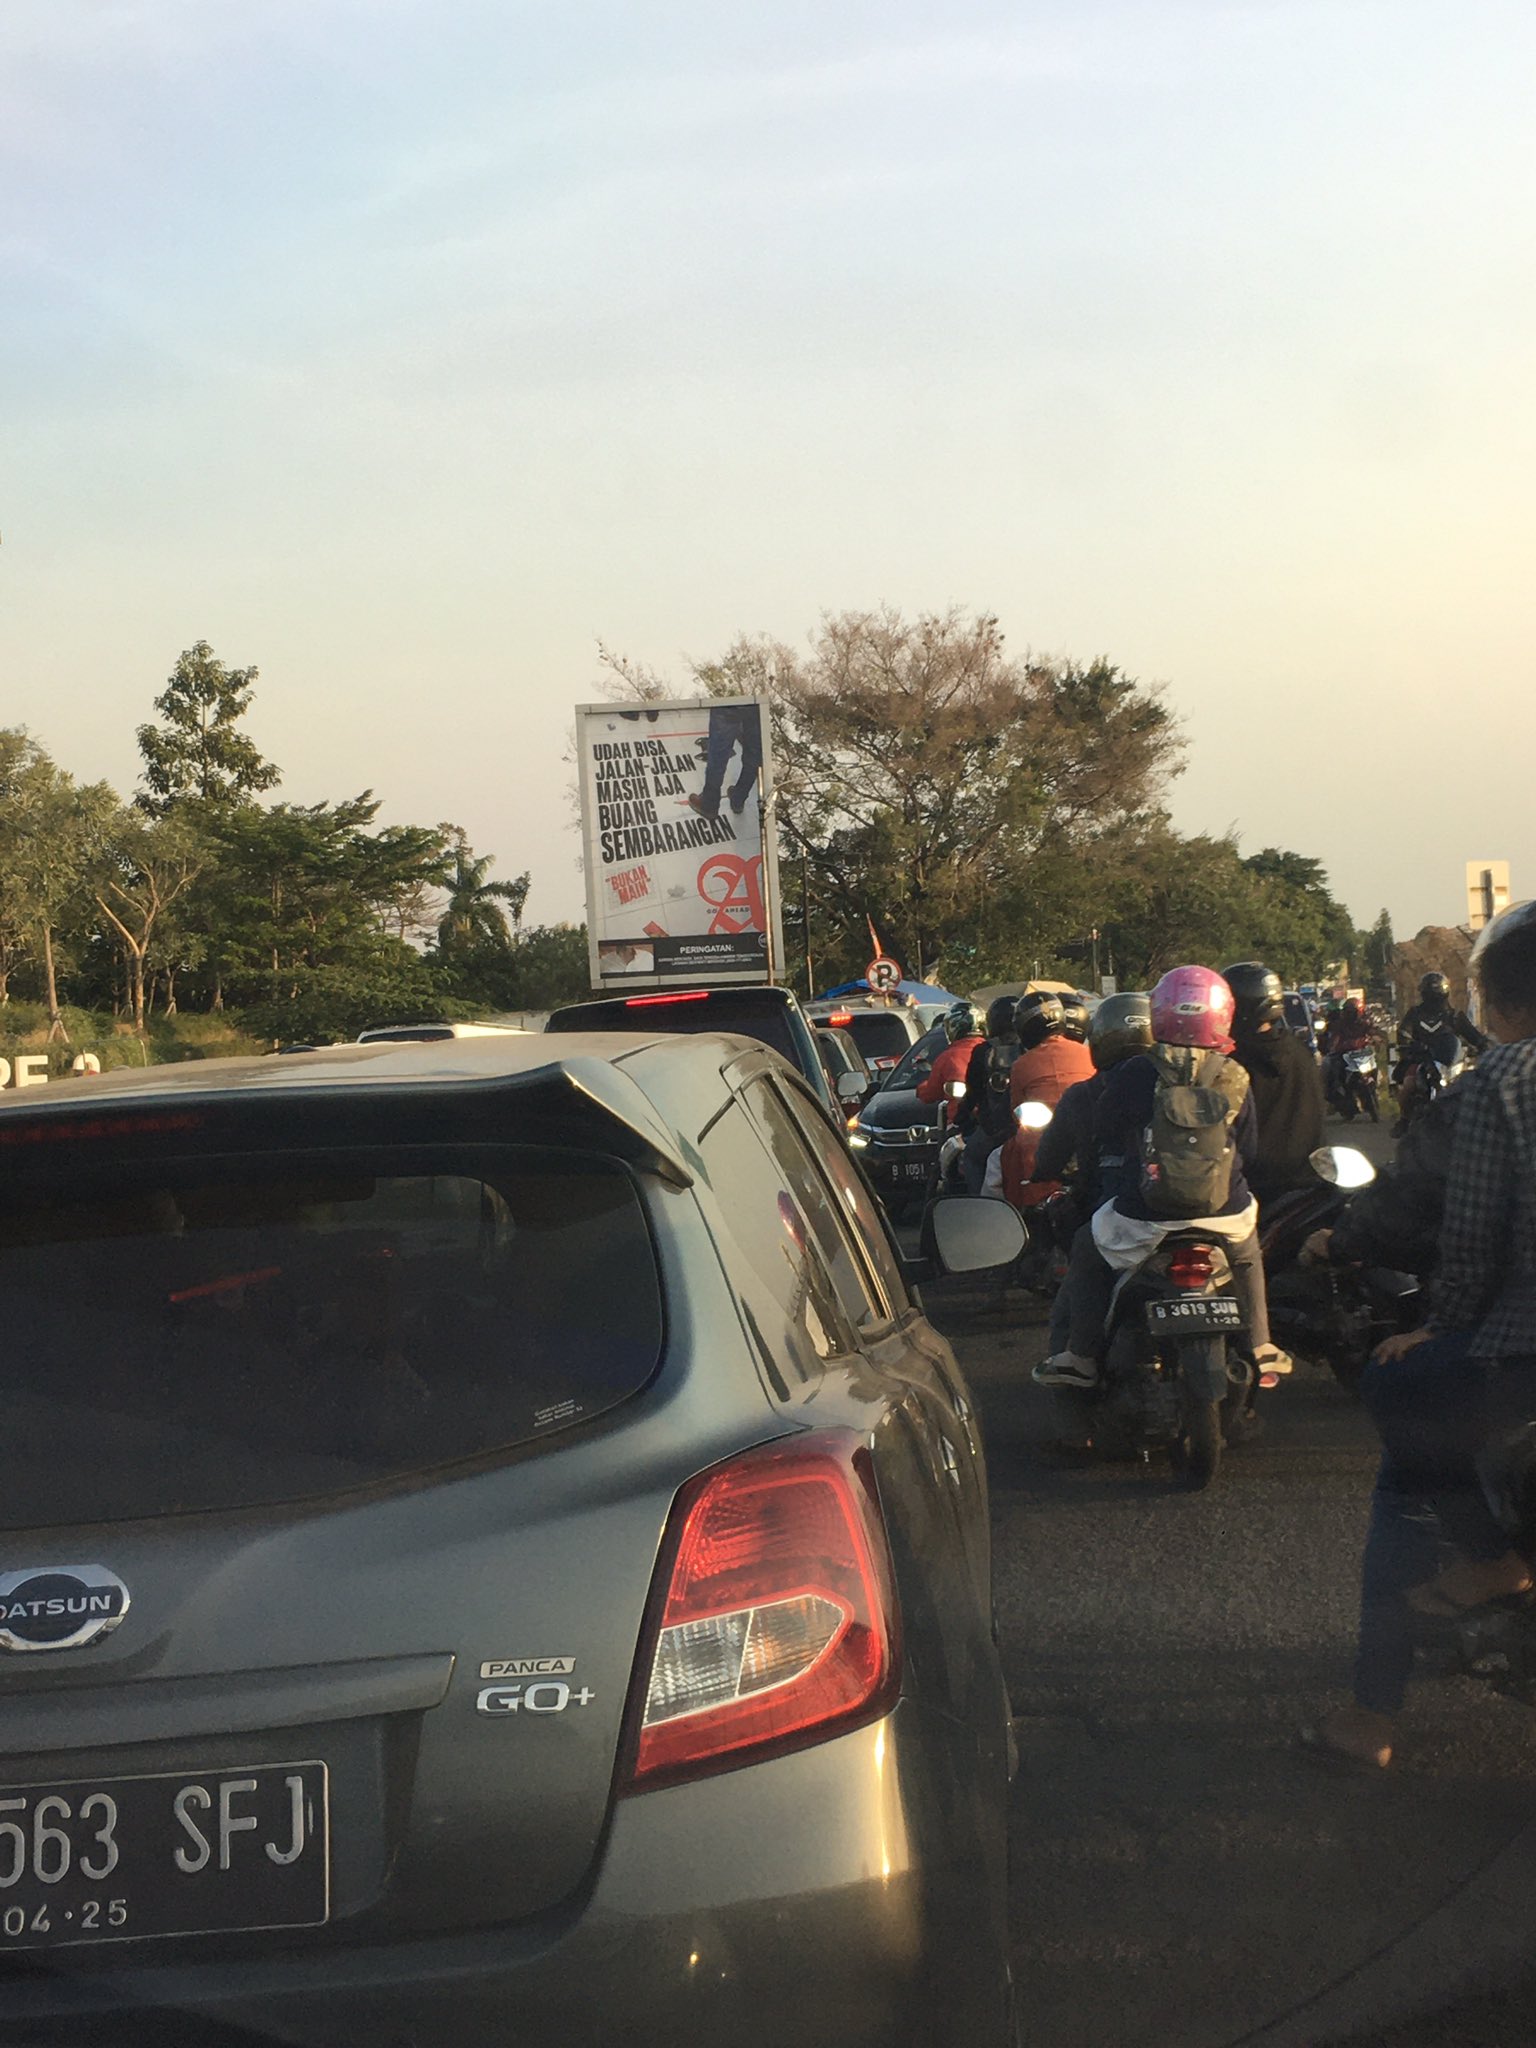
[{"xmin": 0, "ymin": 1566, "xmax": 131, "ymax": 1652}]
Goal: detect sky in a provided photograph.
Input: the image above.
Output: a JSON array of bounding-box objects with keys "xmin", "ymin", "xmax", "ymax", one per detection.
[{"xmin": 3, "ymin": 0, "xmax": 1532, "ymax": 940}]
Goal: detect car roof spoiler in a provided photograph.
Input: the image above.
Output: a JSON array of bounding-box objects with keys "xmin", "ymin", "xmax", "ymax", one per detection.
[{"xmin": 511, "ymin": 1055, "xmax": 695, "ymax": 1189}]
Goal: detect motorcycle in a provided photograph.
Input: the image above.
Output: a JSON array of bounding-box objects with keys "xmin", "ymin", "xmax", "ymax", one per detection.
[
  {"xmin": 1261, "ymin": 1144, "xmax": 1421, "ymax": 1388},
  {"xmin": 1395, "ymin": 1023, "xmax": 1467, "ymax": 1134},
  {"xmin": 922, "ymin": 1099, "xmax": 1061, "ymax": 1297},
  {"xmin": 1329, "ymin": 1045, "xmax": 1380, "ymax": 1123},
  {"xmin": 1079, "ymin": 1228, "xmax": 1252, "ymax": 1488}
]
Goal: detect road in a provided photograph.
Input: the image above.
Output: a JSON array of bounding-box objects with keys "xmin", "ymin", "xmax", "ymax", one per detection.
[{"xmin": 924, "ymin": 1117, "xmax": 1536, "ymax": 2048}]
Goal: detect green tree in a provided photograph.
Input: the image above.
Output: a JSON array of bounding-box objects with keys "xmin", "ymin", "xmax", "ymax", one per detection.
[
  {"xmin": 137, "ymin": 640, "xmax": 281, "ymax": 814},
  {"xmin": 603, "ymin": 609, "xmax": 1183, "ymax": 986},
  {"xmin": 0, "ymin": 734, "xmax": 117, "ymax": 1039},
  {"xmin": 205, "ymin": 795, "xmax": 449, "ymax": 1037},
  {"xmin": 435, "ymin": 830, "xmax": 530, "ymax": 952},
  {"xmin": 91, "ymin": 809, "xmax": 208, "ymax": 1031}
]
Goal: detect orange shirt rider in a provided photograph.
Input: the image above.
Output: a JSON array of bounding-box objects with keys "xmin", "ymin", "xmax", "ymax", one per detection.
[
  {"xmin": 915, "ymin": 1036, "xmax": 983, "ymax": 1125},
  {"xmin": 999, "ymin": 1035, "xmax": 1096, "ymax": 1208}
]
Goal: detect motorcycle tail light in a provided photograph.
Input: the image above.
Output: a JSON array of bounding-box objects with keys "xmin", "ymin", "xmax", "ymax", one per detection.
[
  {"xmin": 1167, "ymin": 1244, "xmax": 1216, "ymax": 1290},
  {"xmin": 624, "ymin": 1434, "xmax": 900, "ymax": 1791}
]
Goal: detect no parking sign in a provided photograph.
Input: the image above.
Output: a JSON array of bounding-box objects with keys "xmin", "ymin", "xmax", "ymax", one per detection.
[{"xmin": 866, "ymin": 955, "xmax": 902, "ymax": 995}]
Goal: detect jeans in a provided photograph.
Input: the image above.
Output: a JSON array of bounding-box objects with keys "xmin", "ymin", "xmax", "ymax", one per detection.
[
  {"xmin": 698, "ymin": 706, "xmax": 763, "ymax": 816},
  {"xmin": 1064, "ymin": 1220, "xmax": 1271, "ymax": 1357},
  {"xmin": 1352, "ymin": 1336, "xmax": 1536, "ymax": 1714},
  {"xmin": 961, "ymin": 1126, "xmax": 1002, "ymax": 1197}
]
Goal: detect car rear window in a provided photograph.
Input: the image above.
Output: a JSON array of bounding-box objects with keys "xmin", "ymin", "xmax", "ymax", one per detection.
[
  {"xmin": 843, "ymin": 1013, "xmax": 913, "ymax": 1061},
  {"xmin": 0, "ymin": 1150, "xmax": 662, "ymax": 1528},
  {"xmin": 550, "ymin": 994, "xmax": 800, "ymax": 1065},
  {"xmin": 886, "ymin": 1025, "xmax": 946, "ymax": 1089}
]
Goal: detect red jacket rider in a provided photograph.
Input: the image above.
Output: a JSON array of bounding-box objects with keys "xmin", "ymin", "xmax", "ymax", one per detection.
[
  {"xmin": 916, "ymin": 1035, "xmax": 983, "ymax": 1124},
  {"xmin": 999, "ymin": 1025, "xmax": 1095, "ymax": 1207}
]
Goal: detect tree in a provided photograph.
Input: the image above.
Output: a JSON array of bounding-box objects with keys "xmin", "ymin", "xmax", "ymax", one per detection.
[
  {"xmin": 0, "ymin": 735, "xmax": 117, "ymax": 1039},
  {"xmin": 1362, "ymin": 909, "xmax": 1395, "ymax": 984},
  {"xmin": 603, "ymin": 609, "xmax": 1183, "ymax": 986},
  {"xmin": 137, "ymin": 640, "xmax": 281, "ymax": 814},
  {"xmin": 435, "ymin": 831, "xmax": 530, "ymax": 952},
  {"xmin": 0, "ymin": 729, "xmax": 40, "ymax": 1004},
  {"xmin": 91, "ymin": 810, "xmax": 208, "ymax": 1031},
  {"xmin": 202, "ymin": 794, "xmax": 450, "ymax": 1035}
]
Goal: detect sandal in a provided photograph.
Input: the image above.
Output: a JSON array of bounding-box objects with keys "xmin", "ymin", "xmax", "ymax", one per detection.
[
  {"xmin": 1407, "ymin": 1561, "xmax": 1534, "ymax": 1620},
  {"xmin": 1297, "ymin": 1721, "xmax": 1392, "ymax": 1773}
]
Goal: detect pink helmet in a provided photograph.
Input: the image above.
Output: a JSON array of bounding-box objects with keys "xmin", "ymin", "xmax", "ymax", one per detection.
[{"xmin": 1150, "ymin": 965, "xmax": 1235, "ymax": 1049}]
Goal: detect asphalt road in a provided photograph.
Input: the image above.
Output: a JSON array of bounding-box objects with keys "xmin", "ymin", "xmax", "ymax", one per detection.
[{"xmin": 922, "ymin": 1117, "xmax": 1536, "ymax": 2048}]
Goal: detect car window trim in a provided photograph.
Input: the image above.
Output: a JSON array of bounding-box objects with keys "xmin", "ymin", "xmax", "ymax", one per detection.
[{"xmin": 758, "ymin": 1073, "xmax": 910, "ymax": 1335}]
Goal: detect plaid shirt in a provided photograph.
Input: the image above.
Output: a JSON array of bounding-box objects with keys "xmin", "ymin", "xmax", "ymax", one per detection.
[{"xmin": 1431, "ymin": 1039, "xmax": 1536, "ymax": 1358}]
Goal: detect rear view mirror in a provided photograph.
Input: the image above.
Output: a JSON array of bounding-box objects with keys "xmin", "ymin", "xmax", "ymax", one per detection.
[
  {"xmin": 836, "ymin": 1072, "xmax": 867, "ymax": 1108},
  {"xmin": 943, "ymin": 1080, "xmax": 967, "ymax": 1101},
  {"xmin": 1014, "ymin": 1100, "xmax": 1053, "ymax": 1131},
  {"xmin": 931, "ymin": 1198, "xmax": 1026, "ymax": 1274},
  {"xmin": 1310, "ymin": 1144, "xmax": 1377, "ymax": 1190}
]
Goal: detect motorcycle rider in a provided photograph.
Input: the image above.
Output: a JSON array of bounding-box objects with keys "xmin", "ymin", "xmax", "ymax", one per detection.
[
  {"xmin": 1031, "ymin": 994, "xmax": 1154, "ymax": 1356},
  {"xmin": 1318, "ymin": 995, "xmax": 1375, "ymax": 1112},
  {"xmin": 1059, "ymin": 995, "xmax": 1091, "ymax": 1044},
  {"xmin": 992, "ymin": 990, "xmax": 1096, "ymax": 1204},
  {"xmin": 954, "ymin": 996, "xmax": 1022, "ymax": 1195},
  {"xmin": 1033, "ymin": 965, "xmax": 1290, "ymax": 1388},
  {"xmin": 915, "ymin": 1002, "xmax": 984, "ymax": 1127},
  {"xmin": 1393, "ymin": 971, "xmax": 1488, "ymax": 1133},
  {"xmin": 1398, "ymin": 970, "xmax": 1487, "ymax": 1065},
  {"xmin": 1224, "ymin": 961, "xmax": 1327, "ymax": 1201},
  {"xmin": 1304, "ymin": 900, "xmax": 1536, "ymax": 1769}
]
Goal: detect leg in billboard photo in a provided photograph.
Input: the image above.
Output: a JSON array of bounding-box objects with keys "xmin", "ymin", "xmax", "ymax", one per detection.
[{"xmin": 690, "ymin": 706, "xmax": 760, "ymax": 822}]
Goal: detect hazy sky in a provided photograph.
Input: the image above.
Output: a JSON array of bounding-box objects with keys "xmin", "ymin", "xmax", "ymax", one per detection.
[{"xmin": 4, "ymin": 0, "xmax": 1532, "ymax": 941}]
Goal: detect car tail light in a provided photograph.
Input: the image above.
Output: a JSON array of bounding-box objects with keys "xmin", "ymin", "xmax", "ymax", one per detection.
[
  {"xmin": 828, "ymin": 1010, "xmax": 854, "ymax": 1027},
  {"xmin": 1167, "ymin": 1243, "xmax": 1216, "ymax": 1290},
  {"xmin": 624, "ymin": 990, "xmax": 710, "ymax": 1007},
  {"xmin": 624, "ymin": 1434, "xmax": 901, "ymax": 1791}
]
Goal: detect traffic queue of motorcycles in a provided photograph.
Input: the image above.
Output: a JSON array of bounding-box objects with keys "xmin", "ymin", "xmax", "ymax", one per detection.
[{"xmin": 903, "ymin": 967, "xmax": 1485, "ymax": 1492}]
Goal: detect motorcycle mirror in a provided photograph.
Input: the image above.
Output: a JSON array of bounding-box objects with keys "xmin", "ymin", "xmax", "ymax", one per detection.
[
  {"xmin": 944, "ymin": 1080, "xmax": 967, "ymax": 1100},
  {"xmin": 1014, "ymin": 1100, "xmax": 1053, "ymax": 1130},
  {"xmin": 1310, "ymin": 1144, "xmax": 1377, "ymax": 1190},
  {"xmin": 931, "ymin": 1195, "xmax": 1027, "ymax": 1274},
  {"xmin": 835, "ymin": 1072, "xmax": 866, "ymax": 1107}
]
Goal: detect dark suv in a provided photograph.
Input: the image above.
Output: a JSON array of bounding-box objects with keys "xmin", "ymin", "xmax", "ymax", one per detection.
[
  {"xmin": 848, "ymin": 1023, "xmax": 951, "ymax": 1213},
  {"xmin": 0, "ymin": 1033, "xmax": 1019, "ymax": 2046},
  {"xmin": 547, "ymin": 985, "xmax": 849, "ymax": 1115},
  {"xmin": 803, "ymin": 998, "xmax": 928, "ymax": 1077}
]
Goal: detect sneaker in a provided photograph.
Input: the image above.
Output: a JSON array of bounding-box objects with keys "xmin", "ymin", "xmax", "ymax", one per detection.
[
  {"xmin": 1251, "ymin": 1344, "xmax": 1293, "ymax": 1377},
  {"xmin": 1032, "ymin": 1351, "xmax": 1100, "ymax": 1390}
]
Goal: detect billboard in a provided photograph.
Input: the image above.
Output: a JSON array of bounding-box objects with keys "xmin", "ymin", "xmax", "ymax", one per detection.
[
  {"xmin": 576, "ymin": 696, "xmax": 784, "ymax": 989},
  {"xmin": 1466, "ymin": 860, "xmax": 1511, "ymax": 933}
]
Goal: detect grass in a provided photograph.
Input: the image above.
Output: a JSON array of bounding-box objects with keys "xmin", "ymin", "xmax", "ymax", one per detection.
[{"xmin": 0, "ymin": 1003, "xmax": 266, "ymax": 1078}]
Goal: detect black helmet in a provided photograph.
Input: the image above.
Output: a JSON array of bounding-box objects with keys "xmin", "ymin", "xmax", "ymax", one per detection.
[
  {"xmin": 1221, "ymin": 961, "xmax": 1284, "ymax": 1036},
  {"xmin": 1089, "ymin": 993, "xmax": 1153, "ymax": 1071},
  {"xmin": 1060, "ymin": 997, "xmax": 1091, "ymax": 1043},
  {"xmin": 942, "ymin": 1000, "xmax": 983, "ymax": 1045},
  {"xmin": 1419, "ymin": 971, "xmax": 1450, "ymax": 1006},
  {"xmin": 985, "ymin": 995, "xmax": 1019, "ymax": 1040},
  {"xmin": 1014, "ymin": 990, "xmax": 1066, "ymax": 1051}
]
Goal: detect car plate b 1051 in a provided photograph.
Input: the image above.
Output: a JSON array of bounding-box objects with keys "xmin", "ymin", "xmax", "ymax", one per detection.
[
  {"xmin": 0, "ymin": 1761, "xmax": 329, "ymax": 1949},
  {"xmin": 1146, "ymin": 1296, "xmax": 1244, "ymax": 1334}
]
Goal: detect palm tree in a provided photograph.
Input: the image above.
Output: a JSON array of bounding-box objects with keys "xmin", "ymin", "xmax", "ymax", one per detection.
[{"xmin": 436, "ymin": 837, "xmax": 530, "ymax": 952}]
